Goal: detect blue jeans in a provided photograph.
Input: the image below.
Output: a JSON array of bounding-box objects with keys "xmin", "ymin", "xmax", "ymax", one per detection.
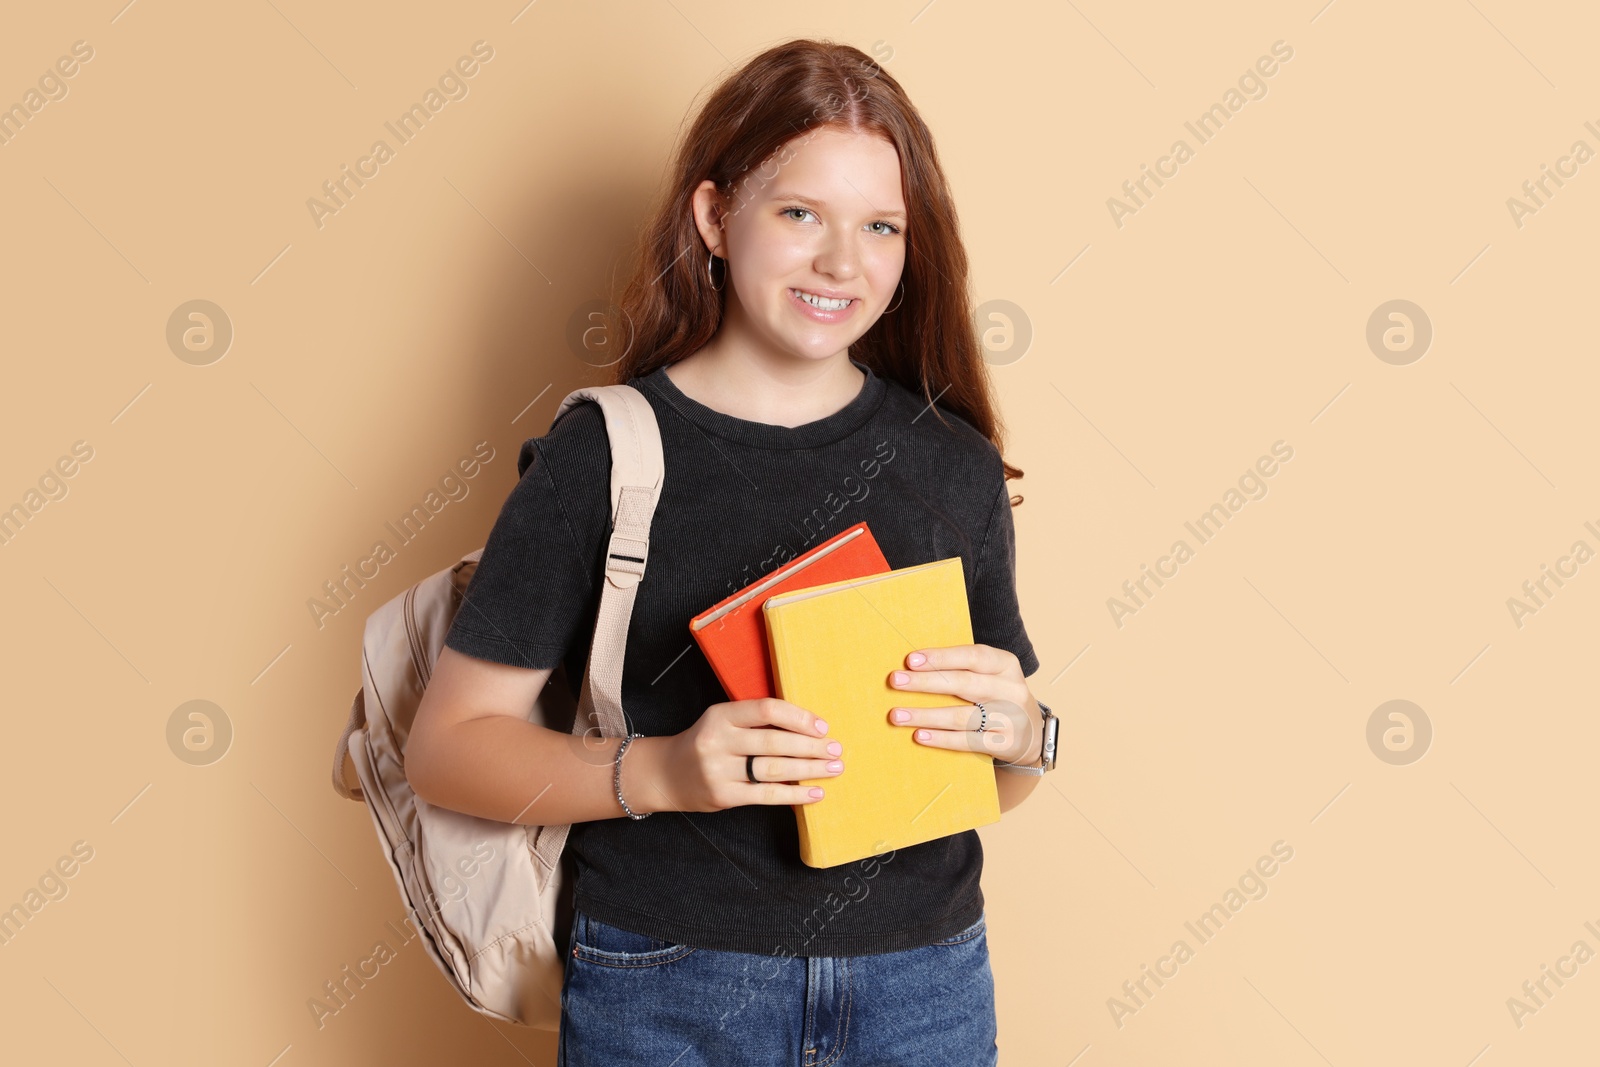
[{"xmin": 558, "ymin": 906, "xmax": 998, "ymax": 1066}]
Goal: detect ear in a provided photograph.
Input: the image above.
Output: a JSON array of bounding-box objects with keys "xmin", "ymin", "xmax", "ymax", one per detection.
[{"xmin": 689, "ymin": 180, "xmax": 730, "ymax": 258}]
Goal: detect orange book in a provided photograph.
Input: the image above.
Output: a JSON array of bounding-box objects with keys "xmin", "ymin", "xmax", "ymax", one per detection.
[
  {"xmin": 689, "ymin": 522, "xmax": 890, "ymax": 702},
  {"xmin": 762, "ymin": 556, "xmax": 1002, "ymax": 868}
]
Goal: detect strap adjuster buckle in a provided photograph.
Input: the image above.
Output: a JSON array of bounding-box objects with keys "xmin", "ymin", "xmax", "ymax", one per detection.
[{"xmin": 605, "ymin": 529, "xmax": 648, "ymax": 588}]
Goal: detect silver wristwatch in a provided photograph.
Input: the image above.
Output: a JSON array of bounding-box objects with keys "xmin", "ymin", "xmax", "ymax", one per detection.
[{"xmin": 995, "ymin": 699, "xmax": 1058, "ymax": 775}]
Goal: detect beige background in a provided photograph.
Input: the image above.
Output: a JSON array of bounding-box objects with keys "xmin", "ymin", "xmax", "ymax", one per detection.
[{"xmin": 2, "ymin": 0, "xmax": 1596, "ymax": 1063}]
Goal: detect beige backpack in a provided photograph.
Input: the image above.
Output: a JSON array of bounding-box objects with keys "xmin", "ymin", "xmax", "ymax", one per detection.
[{"xmin": 331, "ymin": 383, "xmax": 663, "ymax": 1030}]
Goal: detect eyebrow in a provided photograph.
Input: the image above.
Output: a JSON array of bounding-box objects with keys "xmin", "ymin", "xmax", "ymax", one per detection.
[{"xmin": 772, "ymin": 192, "xmax": 908, "ymax": 223}]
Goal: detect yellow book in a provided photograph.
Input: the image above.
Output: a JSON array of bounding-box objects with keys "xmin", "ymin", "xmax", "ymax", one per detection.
[{"xmin": 762, "ymin": 556, "xmax": 1001, "ymax": 868}]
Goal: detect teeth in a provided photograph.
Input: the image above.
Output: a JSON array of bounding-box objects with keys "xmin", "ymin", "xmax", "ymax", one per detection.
[{"xmin": 793, "ymin": 288, "xmax": 851, "ymax": 311}]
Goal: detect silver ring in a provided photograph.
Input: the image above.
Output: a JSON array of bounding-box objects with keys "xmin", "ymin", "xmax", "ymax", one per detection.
[{"xmin": 974, "ymin": 702, "xmax": 988, "ymax": 733}]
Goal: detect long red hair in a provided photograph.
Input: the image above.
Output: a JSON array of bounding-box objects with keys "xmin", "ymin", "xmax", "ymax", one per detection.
[{"xmin": 605, "ymin": 38, "xmax": 1024, "ymax": 502}]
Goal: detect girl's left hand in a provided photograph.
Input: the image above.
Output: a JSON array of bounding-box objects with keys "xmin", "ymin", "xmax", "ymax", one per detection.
[{"xmin": 887, "ymin": 644, "xmax": 1043, "ymax": 768}]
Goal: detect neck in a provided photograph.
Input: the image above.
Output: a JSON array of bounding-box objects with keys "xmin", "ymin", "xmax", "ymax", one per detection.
[{"xmin": 664, "ymin": 340, "xmax": 864, "ymax": 428}]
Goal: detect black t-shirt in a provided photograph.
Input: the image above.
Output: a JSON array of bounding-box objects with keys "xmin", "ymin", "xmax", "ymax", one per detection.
[{"xmin": 443, "ymin": 357, "xmax": 1038, "ymax": 956}]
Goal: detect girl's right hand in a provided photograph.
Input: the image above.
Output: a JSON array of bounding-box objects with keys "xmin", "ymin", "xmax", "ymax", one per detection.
[{"xmin": 662, "ymin": 698, "xmax": 845, "ymax": 812}]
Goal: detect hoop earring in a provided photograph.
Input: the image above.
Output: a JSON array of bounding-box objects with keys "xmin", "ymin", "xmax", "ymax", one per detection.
[
  {"xmin": 884, "ymin": 281, "xmax": 904, "ymax": 313},
  {"xmin": 706, "ymin": 250, "xmax": 725, "ymax": 292}
]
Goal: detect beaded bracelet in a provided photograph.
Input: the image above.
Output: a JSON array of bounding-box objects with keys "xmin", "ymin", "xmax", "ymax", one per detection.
[{"xmin": 614, "ymin": 732, "xmax": 651, "ymax": 820}]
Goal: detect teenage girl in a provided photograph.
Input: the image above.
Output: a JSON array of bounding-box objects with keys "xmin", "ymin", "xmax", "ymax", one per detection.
[{"xmin": 406, "ymin": 38, "xmax": 1050, "ymax": 1066}]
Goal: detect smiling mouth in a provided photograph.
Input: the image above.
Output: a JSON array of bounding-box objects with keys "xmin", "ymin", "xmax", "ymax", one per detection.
[{"xmin": 789, "ymin": 288, "xmax": 855, "ymax": 311}]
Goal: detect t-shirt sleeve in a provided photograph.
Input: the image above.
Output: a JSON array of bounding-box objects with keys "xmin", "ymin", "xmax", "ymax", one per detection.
[
  {"xmin": 970, "ymin": 476, "xmax": 1040, "ymax": 679},
  {"xmin": 443, "ymin": 401, "xmax": 612, "ymax": 670}
]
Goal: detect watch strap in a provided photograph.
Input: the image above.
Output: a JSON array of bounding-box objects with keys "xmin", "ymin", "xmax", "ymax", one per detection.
[{"xmin": 994, "ymin": 699, "xmax": 1055, "ymax": 775}]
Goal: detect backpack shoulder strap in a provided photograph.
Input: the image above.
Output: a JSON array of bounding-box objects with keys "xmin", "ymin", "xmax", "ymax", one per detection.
[{"xmin": 554, "ymin": 383, "xmax": 663, "ymax": 739}]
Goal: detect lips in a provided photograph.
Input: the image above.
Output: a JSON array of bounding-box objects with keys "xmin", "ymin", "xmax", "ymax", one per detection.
[{"xmin": 787, "ymin": 287, "xmax": 858, "ymax": 322}]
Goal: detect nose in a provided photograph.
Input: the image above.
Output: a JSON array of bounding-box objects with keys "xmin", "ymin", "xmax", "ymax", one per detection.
[{"xmin": 812, "ymin": 229, "xmax": 863, "ymax": 282}]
